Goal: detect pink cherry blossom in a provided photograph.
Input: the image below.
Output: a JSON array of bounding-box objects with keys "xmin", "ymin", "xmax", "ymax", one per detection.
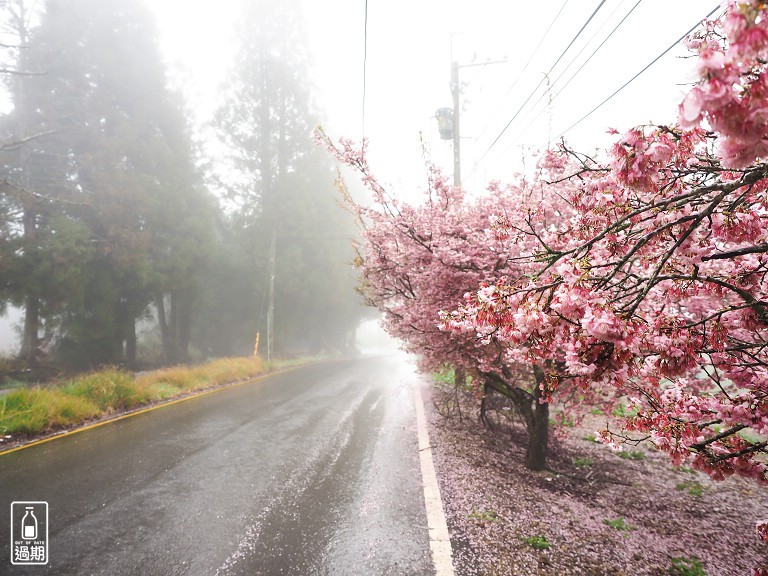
[
  {"xmin": 317, "ymin": 129, "xmax": 611, "ymax": 472},
  {"xmin": 449, "ymin": 1, "xmax": 768, "ymax": 487},
  {"xmin": 319, "ymin": 6, "xmax": 768, "ymax": 571}
]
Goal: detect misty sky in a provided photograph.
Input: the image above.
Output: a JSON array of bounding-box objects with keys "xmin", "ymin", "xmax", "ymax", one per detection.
[
  {"xmin": 151, "ymin": 0, "xmax": 717, "ymax": 192},
  {"xmin": 0, "ymin": 0, "xmax": 722, "ymax": 352}
]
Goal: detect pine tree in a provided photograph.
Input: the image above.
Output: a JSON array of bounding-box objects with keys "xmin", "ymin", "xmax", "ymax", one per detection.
[
  {"xmin": 0, "ymin": 0, "xmax": 215, "ymax": 367},
  {"xmin": 212, "ymin": 0, "xmax": 362, "ymax": 356}
]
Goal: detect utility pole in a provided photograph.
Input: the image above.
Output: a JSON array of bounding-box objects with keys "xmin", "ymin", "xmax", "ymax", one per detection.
[
  {"xmin": 443, "ymin": 48, "xmax": 505, "ymax": 389},
  {"xmin": 266, "ymin": 228, "xmax": 276, "ymax": 362},
  {"xmin": 451, "ymin": 61, "xmax": 461, "ymax": 187},
  {"xmin": 447, "ymin": 56, "xmax": 506, "ymax": 188}
]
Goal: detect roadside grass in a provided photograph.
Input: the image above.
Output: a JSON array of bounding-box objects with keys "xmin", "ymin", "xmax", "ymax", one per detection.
[
  {"xmin": 0, "ymin": 356, "xmax": 268, "ymax": 437},
  {"xmin": 616, "ymin": 449, "xmax": 646, "ymax": 461},
  {"xmin": 675, "ymin": 480, "xmax": 706, "ymax": 498},
  {"xmin": 572, "ymin": 457, "xmax": 594, "ymax": 468},
  {"xmin": 61, "ymin": 368, "xmax": 146, "ymax": 411},
  {"xmin": 0, "ymin": 388, "xmax": 101, "ymax": 434}
]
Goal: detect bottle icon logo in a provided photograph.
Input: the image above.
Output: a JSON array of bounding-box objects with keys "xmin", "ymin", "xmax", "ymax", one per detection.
[
  {"xmin": 10, "ymin": 501, "xmax": 48, "ymax": 565},
  {"xmin": 21, "ymin": 507, "xmax": 37, "ymax": 540}
]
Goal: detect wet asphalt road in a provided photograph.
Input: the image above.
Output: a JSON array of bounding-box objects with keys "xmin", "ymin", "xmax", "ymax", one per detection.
[{"xmin": 0, "ymin": 354, "xmax": 435, "ymax": 575}]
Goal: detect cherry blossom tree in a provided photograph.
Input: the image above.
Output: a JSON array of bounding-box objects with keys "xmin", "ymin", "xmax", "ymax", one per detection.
[
  {"xmin": 316, "ymin": 130, "xmax": 614, "ymax": 471},
  {"xmin": 445, "ymin": 0, "xmax": 768, "ymax": 487}
]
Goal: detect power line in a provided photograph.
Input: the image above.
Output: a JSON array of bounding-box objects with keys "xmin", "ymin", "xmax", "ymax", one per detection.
[
  {"xmin": 509, "ymin": 0, "xmax": 644, "ymax": 148},
  {"xmin": 548, "ymin": 0, "xmax": 643, "ymax": 111},
  {"xmin": 546, "ymin": 0, "xmax": 635, "ymax": 93},
  {"xmin": 475, "ymin": 0, "xmax": 609, "ymax": 166},
  {"xmin": 362, "ymin": 0, "xmax": 368, "ymax": 140},
  {"xmin": 555, "ymin": 4, "xmax": 720, "ymax": 139},
  {"xmin": 473, "ymin": 0, "xmax": 571, "ymax": 144},
  {"xmin": 466, "ymin": 3, "xmax": 721, "ymax": 185}
]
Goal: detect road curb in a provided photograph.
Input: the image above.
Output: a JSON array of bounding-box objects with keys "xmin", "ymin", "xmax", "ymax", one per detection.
[{"xmin": 415, "ymin": 383, "xmax": 455, "ymax": 576}]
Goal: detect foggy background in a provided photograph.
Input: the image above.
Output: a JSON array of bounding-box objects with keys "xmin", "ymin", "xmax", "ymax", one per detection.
[
  {"xmin": 0, "ymin": 0, "xmax": 717, "ymax": 367},
  {"xmin": 153, "ymin": 0, "xmax": 715, "ymax": 186}
]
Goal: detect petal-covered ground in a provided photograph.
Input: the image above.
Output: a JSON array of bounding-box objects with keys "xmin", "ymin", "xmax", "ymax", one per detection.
[{"xmin": 428, "ymin": 390, "xmax": 768, "ymax": 576}]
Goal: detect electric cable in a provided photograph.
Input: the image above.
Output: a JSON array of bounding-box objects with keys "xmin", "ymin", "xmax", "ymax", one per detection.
[
  {"xmin": 466, "ymin": 3, "xmax": 721, "ymax": 183},
  {"xmin": 473, "ymin": 0, "xmax": 571, "ymax": 144},
  {"xmin": 546, "ymin": 0, "xmax": 634, "ymax": 94},
  {"xmin": 475, "ymin": 0, "xmax": 609, "ymax": 169},
  {"xmin": 555, "ymin": 4, "xmax": 720, "ymax": 139},
  {"xmin": 549, "ymin": 0, "xmax": 643, "ymax": 112},
  {"xmin": 509, "ymin": 0, "xmax": 644, "ymax": 149}
]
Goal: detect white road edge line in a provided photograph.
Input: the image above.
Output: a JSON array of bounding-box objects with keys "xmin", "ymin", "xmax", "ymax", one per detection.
[{"xmin": 415, "ymin": 382, "xmax": 456, "ymax": 576}]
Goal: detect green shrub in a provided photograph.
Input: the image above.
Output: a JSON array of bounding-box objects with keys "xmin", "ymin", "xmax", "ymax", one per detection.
[
  {"xmin": 603, "ymin": 517, "xmax": 634, "ymax": 531},
  {"xmin": 669, "ymin": 556, "xmax": 706, "ymax": 576},
  {"xmin": 522, "ymin": 534, "xmax": 552, "ymax": 550},
  {"xmin": 617, "ymin": 449, "xmax": 645, "ymax": 461}
]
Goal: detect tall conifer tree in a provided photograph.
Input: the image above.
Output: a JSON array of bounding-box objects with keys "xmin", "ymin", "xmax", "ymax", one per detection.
[
  {"xmin": 0, "ymin": 0, "xmax": 214, "ymax": 367},
  {"xmin": 212, "ymin": 0, "xmax": 361, "ymax": 355}
]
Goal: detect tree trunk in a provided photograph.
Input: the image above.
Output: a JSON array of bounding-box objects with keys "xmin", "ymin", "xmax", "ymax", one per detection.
[
  {"xmin": 525, "ymin": 365, "xmax": 550, "ymax": 471},
  {"xmin": 156, "ymin": 295, "xmax": 176, "ymax": 365},
  {"xmin": 14, "ymin": 7, "xmax": 37, "ymax": 367},
  {"xmin": 18, "ymin": 203, "xmax": 39, "ymax": 365},
  {"xmin": 174, "ymin": 290, "xmax": 192, "ymax": 364},
  {"xmin": 18, "ymin": 294, "xmax": 39, "ymax": 365},
  {"xmin": 454, "ymin": 365, "xmax": 467, "ymax": 388},
  {"xmin": 485, "ymin": 366, "xmax": 551, "ymax": 471},
  {"xmin": 479, "ymin": 383, "xmax": 493, "ymax": 428}
]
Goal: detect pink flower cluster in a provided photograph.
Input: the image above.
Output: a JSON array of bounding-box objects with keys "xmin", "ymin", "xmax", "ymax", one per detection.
[
  {"xmin": 317, "ymin": 128, "xmax": 540, "ymax": 389},
  {"xmin": 447, "ymin": 0, "xmax": 768, "ymax": 485},
  {"xmin": 680, "ymin": 1, "xmax": 768, "ymax": 167},
  {"xmin": 317, "ymin": 16, "xmax": 768, "ymax": 569}
]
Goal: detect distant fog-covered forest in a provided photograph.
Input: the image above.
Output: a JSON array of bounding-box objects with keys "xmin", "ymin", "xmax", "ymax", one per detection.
[{"xmin": 0, "ymin": 0, "xmax": 364, "ymax": 372}]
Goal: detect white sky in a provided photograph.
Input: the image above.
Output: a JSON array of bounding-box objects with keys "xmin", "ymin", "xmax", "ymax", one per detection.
[{"xmin": 150, "ymin": 0, "xmax": 718, "ymax": 194}]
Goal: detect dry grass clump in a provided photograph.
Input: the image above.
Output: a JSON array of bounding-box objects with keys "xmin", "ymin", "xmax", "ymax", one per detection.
[
  {"xmin": 0, "ymin": 357, "xmax": 266, "ymax": 437},
  {"xmin": 134, "ymin": 357, "xmax": 265, "ymax": 399}
]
